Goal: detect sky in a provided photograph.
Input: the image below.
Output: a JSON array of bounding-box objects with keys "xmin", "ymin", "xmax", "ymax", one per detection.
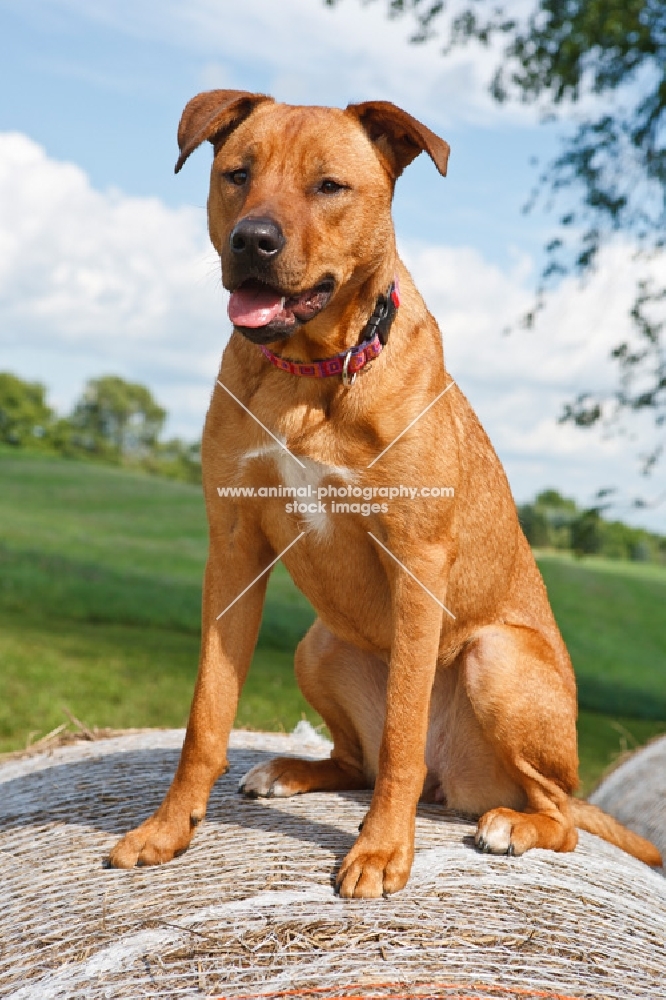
[{"xmin": 1, "ymin": 0, "xmax": 664, "ymax": 530}]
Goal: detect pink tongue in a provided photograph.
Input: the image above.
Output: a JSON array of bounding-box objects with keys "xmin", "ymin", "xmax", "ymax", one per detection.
[{"xmin": 228, "ymin": 286, "xmax": 284, "ymax": 328}]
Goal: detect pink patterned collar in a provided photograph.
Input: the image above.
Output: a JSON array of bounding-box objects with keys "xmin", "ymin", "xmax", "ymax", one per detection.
[{"xmin": 259, "ymin": 279, "xmax": 400, "ymax": 386}]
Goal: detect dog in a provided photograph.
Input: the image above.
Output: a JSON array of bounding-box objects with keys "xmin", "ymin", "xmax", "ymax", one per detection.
[{"xmin": 108, "ymin": 91, "xmax": 662, "ymax": 895}]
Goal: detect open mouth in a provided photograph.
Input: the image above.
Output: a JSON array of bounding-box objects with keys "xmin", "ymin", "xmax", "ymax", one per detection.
[{"xmin": 228, "ymin": 278, "xmax": 335, "ymax": 343}]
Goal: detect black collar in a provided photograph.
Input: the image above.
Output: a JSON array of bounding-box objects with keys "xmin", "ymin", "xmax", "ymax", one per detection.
[{"xmin": 362, "ymin": 279, "xmax": 400, "ymax": 346}]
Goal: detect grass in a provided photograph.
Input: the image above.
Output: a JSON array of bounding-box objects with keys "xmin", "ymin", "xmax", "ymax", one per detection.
[
  {"xmin": 0, "ymin": 449, "xmax": 664, "ymax": 794},
  {"xmin": 0, "ymin": 450, "xmax": 318, "ymax": 752},
  {"xmin": 0, "ymin": 449, "xmax": 208, "ymax": 579},
  {"xmin": 0, "ymin": 613, "xmax": 317, "ymax": 747},
  {"xmin": 536, "ymin": 552, "xmax": 666, "ymax": 720},
  {"xmin": 576, "ymin": 710, "xmax": 664, "ymax": 793},
  {"xmin": 536, "ymin": 551, "xmax": 666, "ymax": 792}
]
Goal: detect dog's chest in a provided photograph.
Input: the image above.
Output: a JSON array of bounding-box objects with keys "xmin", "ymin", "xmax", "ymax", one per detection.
[
  {"xmin": 240, "ymin": 441, "xmax": 355, "ymax": 533},
  {"xmin": 240, "ymin": 443, "xmax": 393, "ymax": 651}
]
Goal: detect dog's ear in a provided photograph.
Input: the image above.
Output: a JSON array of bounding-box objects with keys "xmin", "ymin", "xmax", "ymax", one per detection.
[
  {"xmin": 175, "ymin": 90, "xmax": 274, "ymax": 174},
  {"xmin": 346, "ymin": 100, "xmax": 450, "ymax": 179}
]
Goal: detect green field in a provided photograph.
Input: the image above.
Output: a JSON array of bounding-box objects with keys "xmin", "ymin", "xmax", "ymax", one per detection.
[{"xmin": 1, "ymin": 451, "xmax": 664, "ymax": 794}]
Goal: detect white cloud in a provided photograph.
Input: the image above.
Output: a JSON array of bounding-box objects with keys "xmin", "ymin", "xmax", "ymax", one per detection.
[
  {"xmin": 402, "ymin": 239, "xmax": 665, "ymax": 526},
  {"xmin": 0, "ymin": 132, "xmax": 228, "ymax": 434},
  {"xmin": 1, "ymin": 132, "xmax": 662, "ymax": 529}
]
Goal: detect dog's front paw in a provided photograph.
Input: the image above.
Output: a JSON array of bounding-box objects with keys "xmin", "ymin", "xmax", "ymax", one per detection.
[
  {"xmin": 106, "ymin": 809, "xmax": 200, "ymax": 869},
  {"xmin": 335, "ymin": 833, "xmax": 413, "ymax": 899}
]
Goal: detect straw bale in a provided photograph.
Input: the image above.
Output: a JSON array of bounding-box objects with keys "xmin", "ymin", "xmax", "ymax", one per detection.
[
  {"xmin": 1, "ymin": 727, "xmax": 665, "ymax": 1000},
  {"xmin": 590, "ymin": 734, "xmax": 666, "ymax": 873}
]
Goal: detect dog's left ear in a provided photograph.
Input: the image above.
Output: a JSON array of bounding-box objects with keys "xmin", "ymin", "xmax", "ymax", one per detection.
[
  {"xmin": 346, "ymin": 100, "xmax": 450, "ymax": 179},
  {"xmin": 175, "ymin": 90, "xmax": 274, "ymax": 173}
]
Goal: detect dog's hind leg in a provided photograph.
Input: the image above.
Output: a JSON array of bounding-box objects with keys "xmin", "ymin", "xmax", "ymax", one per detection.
[
  {"xmin": 462, "ymin": 623, "xmax": 580, "ymax": 857},
  {"xmin": 239, "ymin": 619, "xmax": 383, "ymax": 798}
]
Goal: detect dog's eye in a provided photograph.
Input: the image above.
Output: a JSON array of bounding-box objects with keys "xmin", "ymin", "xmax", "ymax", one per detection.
[
  {"xmin": 224, "ymin": 169, "xmax": 248, "ymax": 187},
  {"xmin": 318, "ymin": 179, "xmax": 346, "ymax": 194}
]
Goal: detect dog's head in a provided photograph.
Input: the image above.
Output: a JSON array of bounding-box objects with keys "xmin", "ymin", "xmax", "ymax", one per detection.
[{"xmin": 176, "ymin": 91, "xmax": 449, "ymax": 345}]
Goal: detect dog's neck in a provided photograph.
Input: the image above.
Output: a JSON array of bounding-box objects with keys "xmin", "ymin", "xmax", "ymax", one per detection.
[
  {"xmin": 264, "ymin": 263, "xmax": 399, "ymax": 362},
  {"xmin": 257, "ymin": 279, "xmax": 400, "ymax": 384}
]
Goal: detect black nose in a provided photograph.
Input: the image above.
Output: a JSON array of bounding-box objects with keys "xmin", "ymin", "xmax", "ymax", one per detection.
[{"xmin": 229, "ymin": 216, "xmax": 285, "ymax": 260}]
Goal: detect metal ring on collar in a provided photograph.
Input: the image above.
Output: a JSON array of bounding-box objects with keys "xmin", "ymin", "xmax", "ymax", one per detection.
[{"xmin": 342, "ymin": 348, "xmax": 357, "ymax": 387}]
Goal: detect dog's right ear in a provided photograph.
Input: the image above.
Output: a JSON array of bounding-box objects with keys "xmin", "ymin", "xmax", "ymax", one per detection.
[{"xmin": 175, "ymin": 90, "xmax": 274, "ymax": 174}]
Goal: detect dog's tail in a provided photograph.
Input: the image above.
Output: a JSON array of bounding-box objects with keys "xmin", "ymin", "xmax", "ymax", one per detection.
[{"xmin": 570, "ymin": 798, "xmax": 662, "ymax": 867}]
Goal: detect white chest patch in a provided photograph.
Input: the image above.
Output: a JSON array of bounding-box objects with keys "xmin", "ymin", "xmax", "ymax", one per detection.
[{"xmin": 241, "ymin": 443, "xmax": 355, "ymax": 537}]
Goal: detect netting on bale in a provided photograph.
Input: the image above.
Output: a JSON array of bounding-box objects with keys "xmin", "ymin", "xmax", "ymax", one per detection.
[
  {"xmin": 1, "ymin": 726, "xmax": 665, "ymax": 1000},
  {"xmin": 590, "ymin": 733, "xmax": 666, "ymax": 868}
]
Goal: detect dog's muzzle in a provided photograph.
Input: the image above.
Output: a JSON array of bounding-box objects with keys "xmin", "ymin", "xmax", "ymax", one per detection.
[{"xmin": 229, "ymin": 216, "xmax": 286, "ymax": 263}]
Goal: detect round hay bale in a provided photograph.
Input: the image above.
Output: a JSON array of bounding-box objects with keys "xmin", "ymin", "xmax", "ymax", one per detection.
[
  {"xmin": 590, "ymin": 734, "xmax": 666, "ymax": 872},
  {"xmin": 1, "ymin": 727, "xmax": 665, "ymax": 1000}
]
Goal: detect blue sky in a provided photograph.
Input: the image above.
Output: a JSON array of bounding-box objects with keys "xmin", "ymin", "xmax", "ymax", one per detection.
[
  {"xmin": 1, "ymin": 0, "xmax": 557, "ymax": 259},
  {"xmin": 1, "ymin": 0, "xmax": 664, "ymax": 529}
]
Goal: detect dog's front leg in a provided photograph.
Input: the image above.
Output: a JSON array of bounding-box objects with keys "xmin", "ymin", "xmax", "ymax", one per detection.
[
  {"xmin": 336, "ymin": 574, "xmax": 443, "ymax": 898},
  {"xmin": 107, "ymin": 528, "xmax": 273, "ymax": 868}
]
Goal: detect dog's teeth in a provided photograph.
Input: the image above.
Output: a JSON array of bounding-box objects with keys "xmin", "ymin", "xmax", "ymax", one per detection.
[{"xmin": 280, "ymin": 296, "xmax": 286, "ymax": 309}]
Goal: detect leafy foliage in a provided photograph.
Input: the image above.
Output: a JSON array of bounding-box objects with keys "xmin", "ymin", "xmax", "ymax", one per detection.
[
  {"xmin": 0, "ymin": 373, "xmax": 53, "ymax": 447},
  {"xmin": 0, "ymin": 371, "xmax": 201, "ymax": 483},
  {"xmin": 570, "ymin": 507, "xmax": 603, "ymax": 557},
  {"xmin": 518, "ymin": 488, "xmax": 666, "ymax": 560},
  {"xmin": 68, "ymin": 375, "xmax": 166, "ymax": 458},
  {"xmin": 326, "ymin": 0, "xmax": 666, "ymax": 462}
]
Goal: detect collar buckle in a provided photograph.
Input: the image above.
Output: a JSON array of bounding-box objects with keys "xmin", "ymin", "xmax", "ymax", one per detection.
[{"xmin": 341, "ymin": 348, "xmax": 357, "ymax": 387}]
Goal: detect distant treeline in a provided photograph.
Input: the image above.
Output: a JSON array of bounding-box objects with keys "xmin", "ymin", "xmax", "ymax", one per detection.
[
  {"xmin": 0, "ymin": 371, "xmax": 201, "ymax": 483},
  {"xmin": 2, "ymin": 372, "xmax": 665, "ymax": 559},
  {"xmin": 519, "ymin": 490, "xmax": 666, "ymax": 564}
]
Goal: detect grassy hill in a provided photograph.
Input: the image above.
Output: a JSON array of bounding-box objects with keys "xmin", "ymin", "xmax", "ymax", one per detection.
[{"xmin": 1, "ymin": 450, "xmax": 664, "ymax": 793}]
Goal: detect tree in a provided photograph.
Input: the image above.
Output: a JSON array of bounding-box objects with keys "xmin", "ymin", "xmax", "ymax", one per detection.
[
  {"xmin": 517, "ymin": 502, "xmax": 550, "ymax": 547},
  {"xmin": 0, "ymin": 373, "xmax": 53, "ymax": 447},
  {"xmin": 70, "ymin": 376, "xmax": 166, "ymax": 458},
  {"xmin": 571, "ymin": 507, "xmax": 603, "ymax": 557},
  {"xmin": 518, "ymin": 488, "xmax": 578, "ymax": 548},
  {"xmin": 326, "ymin": 0, "xmax": 666, "ymax": 469}
]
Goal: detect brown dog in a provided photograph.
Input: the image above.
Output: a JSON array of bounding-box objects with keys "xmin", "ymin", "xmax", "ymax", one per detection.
[{"xmin": 108, "ymin": 91, "xmax": 662, "ymax": 894}]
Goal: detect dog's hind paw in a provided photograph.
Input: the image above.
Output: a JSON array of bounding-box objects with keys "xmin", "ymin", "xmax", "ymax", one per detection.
[
  {"xmin": 474, "ymin": 809, "xmax": 520, "ymax": 855},
  {"xmin": 239, "ymin": 755, "xmax": 367, "ymax": 799},
  {"xmin": 475, "ymin": 806, "xmax": 577, "ymax": 856},
  {"xmin": 238, "ymin": 759, "xmax": 295, "ymax": 798}
]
